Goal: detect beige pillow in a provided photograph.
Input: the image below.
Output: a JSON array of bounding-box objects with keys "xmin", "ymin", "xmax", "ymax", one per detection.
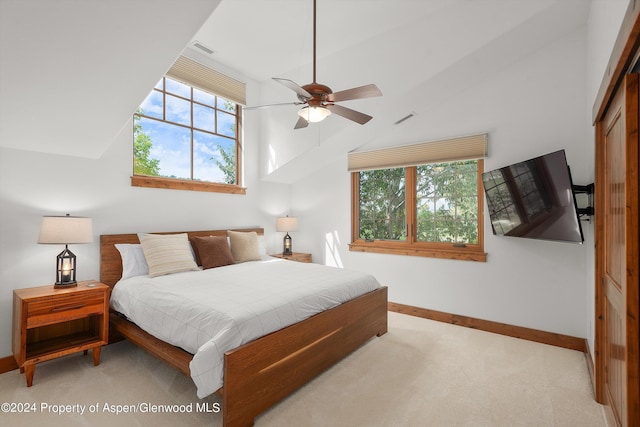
[
  {"xmin": 138, "ymin": 233, "xmax": 199, "ymax": 278},
  {"xmin": 227, "ymin": 230, "xmax": 261, "ymax": 263},
  {"xmin": 191, "ymin": 236, "xmax": 235, "ymax": 269}
]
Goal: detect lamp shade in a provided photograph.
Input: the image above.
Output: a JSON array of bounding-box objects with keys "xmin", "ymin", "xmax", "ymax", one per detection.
[
  {"xmin": 276, "ymin": 216, "xmax": 298, "ymax": 232},
  {"xmin": 38, "ymin": 215, "xmax": 93, "ymax": 244}
]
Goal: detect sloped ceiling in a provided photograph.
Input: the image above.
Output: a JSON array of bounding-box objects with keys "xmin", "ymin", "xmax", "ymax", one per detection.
[
  {"xmin": 0, "ymin": 0, "xmax": 590, "ymax": 184},
  {"xmin": 195, "ymin": 0, "xmax": 589, "ymax": 183},
  {"xmin": 193, "ymin": 0, "xmax": 590, "ymax": 183},
  {"xmin": 0, "ymin": 0, "xmax": 222, "ymax": 158}
]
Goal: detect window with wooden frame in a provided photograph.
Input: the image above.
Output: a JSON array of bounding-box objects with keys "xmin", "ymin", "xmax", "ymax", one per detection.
[
  {"xmin": 132, "ymin": 56, "xmax": 246, "ymax": 194},
  {"xmin": 349, "ymin": 134, "xmax": 488, "ymax": 262}
]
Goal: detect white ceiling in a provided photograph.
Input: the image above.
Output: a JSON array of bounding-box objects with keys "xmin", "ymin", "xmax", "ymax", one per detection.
[
  {"xmin": 0, "ymin": 0, "xmax": 222, "ymax": 158},
  {"xmin": 0, "ymin": 0, "xmax": 591, "ymax": 168},
  {"xmin": 193, "ymin": 0, "xmax": 458, "ymax": 83},
  {"xmin": 192, "ymin": 0, "xmax": 589, "ymax": 90}
]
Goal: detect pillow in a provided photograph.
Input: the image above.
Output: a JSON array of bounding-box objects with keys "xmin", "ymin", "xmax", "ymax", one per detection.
[
  {"xmin": 227, "ymin": 230, "xmax": 261, "ymax": 263},
  {"xmin": 115, "ymin": 243, "xmax": 148, "ymax": 279},
  {"xmin": 191, "ymin": 236, "xmax": 235, "ymax": 269},
  {"xmin": 257, "ymin": 235, "xmax": 267, "ymax": 257},
  {"xmin": 189, "ymin": 236, "xmax": 204, "ymax": 265},
  {"xmin": 226, "ymin": 235, "xmax": 266, "ymax": 256},
  {"xmin": 138, "ymin": 233, "xmax": 199, "ymax": 278}
]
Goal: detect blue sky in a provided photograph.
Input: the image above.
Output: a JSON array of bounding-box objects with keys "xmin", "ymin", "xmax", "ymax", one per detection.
[{"xmin": 137, "ymin": 78, "xmax": 236, "ymax": 183}]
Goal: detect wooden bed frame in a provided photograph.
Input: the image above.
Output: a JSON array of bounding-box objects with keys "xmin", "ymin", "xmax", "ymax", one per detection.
[{"xmin": 100, "ymin": 228, "xmax": 388, "ymax": 427}]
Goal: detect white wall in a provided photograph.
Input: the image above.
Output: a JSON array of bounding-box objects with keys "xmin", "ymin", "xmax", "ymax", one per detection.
[
  {"xmin": 0, "ymin": 94, "xmax": 291, "ymax": 359},
  {"xmin": 291, "ymin": 23, "xmax": 596, "ymax": 339},
  {"xmin": 0, "ymin": 0, "xmax": 629, "ymax": 361}
]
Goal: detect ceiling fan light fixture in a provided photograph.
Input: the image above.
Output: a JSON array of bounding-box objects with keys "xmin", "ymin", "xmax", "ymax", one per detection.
[
  {"xmin": 298, "ymin": 106, "xmax": 331, "ymax": 123},
  {"xmin": 250, "ymin": 0, "xmax": 381, "ymax": 129}
]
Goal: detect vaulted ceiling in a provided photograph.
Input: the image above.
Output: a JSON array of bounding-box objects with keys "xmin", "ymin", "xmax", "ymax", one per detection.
[
  {"xmin": 0, "ymin": 0, "xmax": 223, "ymax": 158},
  {"xmin": 0, "ymin": 0, "xmax": 590, "ymax": 181}
]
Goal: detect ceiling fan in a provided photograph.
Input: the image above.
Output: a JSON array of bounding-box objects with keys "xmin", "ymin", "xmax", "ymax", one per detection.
[{"xmin": 246, "ymin": 0, "xmax": 382, "ymax": 129}]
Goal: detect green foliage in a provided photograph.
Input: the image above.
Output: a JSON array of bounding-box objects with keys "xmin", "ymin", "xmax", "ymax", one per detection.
[
  {"xmin": 212, "ymin": 144, "xmax": 236, "ymax": 185},
  {"xmin": 358, "ymin": 168, "xmax": 406, "ymax": 240},
  {"xmin": 416, "ymin": 161, "xmax": 478, "ymax": 244},
  {"xmin": 211, "ymin": 99, "xmax": 237, "ymax": 185},
  {"xmin": 133, "ymin": 111, "xmax": 160, "ymax": 176},
  {"xmin": 358, "ymin": 160, "xmax": 478, "ymax": 244}
]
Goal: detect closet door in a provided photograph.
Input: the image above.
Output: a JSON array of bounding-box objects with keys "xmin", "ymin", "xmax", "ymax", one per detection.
[{"xmin": 595, "ymin": 72, "xmax": 640, "ymax": 427}]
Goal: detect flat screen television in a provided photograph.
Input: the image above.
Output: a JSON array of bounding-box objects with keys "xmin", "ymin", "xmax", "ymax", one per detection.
[{"xmin": 481, "ymin": 149, "xmax": 584, "ymax": 243}]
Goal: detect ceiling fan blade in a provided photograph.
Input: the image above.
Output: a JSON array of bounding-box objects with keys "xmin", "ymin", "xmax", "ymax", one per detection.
[
  {"xmin": 326, "ymin": 104, "xmax": 373, "ymax": 125},
  {"xmin": 273, "ymin": 78, "xmax": 312, "ymax": 99},
  {"xmin": 327, "ymin": 84, "xmax": 382, "ymax": 102},
  {"xmin": 294, "ymin": 116, "xmax": 309, "ymax": 129},
  {"xmin": 243, "ymin": 102, "xmax": 302, "ymax": 110}
]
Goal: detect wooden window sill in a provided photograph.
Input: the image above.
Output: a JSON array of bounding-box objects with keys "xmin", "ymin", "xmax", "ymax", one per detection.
[
  {"xmin": 131, "ymin": 175, "xmax": 246, "ymax": 195},
  {"xmin": 348, "ymin": 241, "xmax": 487, "ymax": 262}
]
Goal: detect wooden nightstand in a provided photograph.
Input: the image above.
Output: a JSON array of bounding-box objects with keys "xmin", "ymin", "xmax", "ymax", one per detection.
[
  {"xmin": 270, "ymin": 252, "xmax": 312, "ymax": 263},
  {"xmin": 12, "ymin": 281, "xmax": 109, "ymax": 386}
]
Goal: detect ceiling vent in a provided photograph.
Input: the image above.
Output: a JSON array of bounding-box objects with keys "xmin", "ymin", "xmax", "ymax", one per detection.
[
  {"xmin": 394, "ymin": 112, "xmax": 415, "ymax": 125},
  {"xmin": 192, "ymin": 40, "xmax": 214, "ymax": 55}
]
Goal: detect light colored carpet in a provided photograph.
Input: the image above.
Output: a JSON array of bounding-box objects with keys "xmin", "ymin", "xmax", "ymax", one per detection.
[{"xmin": 0, "ymin": 312, "xmax": 606, "ymax": 426}]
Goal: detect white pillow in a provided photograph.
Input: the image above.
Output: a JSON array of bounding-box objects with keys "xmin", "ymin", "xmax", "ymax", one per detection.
[
  {"xmin": 257, "ymin": 235, "xmax": 267, "ymax": 256},
  {"xmin": 115, "ymin": 243, "xmax": 148, "ymax": 279},
  {"xmin": 227, "ymin": 230, "xmax": 262, "ymax": 263},
  {"xmin": 138, "ymin": 233, "xmax": 199, "ymax": 278}
]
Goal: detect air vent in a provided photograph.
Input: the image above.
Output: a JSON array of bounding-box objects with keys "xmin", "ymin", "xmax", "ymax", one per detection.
[
  {"xmin": 394, "ymin": 112, "xmax": 415, "ymax": 125},
  {"xmin": 192, "ymin": 41, "xmax": 214, "ymax": 55}
]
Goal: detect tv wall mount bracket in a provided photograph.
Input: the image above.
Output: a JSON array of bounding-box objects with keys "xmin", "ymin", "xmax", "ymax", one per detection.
[{"xmin": 572, "ymin": 183, "xmax": 594, "ymax": 219}]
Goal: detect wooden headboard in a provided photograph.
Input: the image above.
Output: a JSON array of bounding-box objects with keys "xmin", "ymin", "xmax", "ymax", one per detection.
[{"xmin": 100, "ymin": 228, "xmax": 264, "ymax": 288}]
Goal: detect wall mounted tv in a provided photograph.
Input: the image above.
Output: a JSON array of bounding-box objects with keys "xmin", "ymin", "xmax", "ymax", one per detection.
[{"xmin": 482, "ymin": 149, "xmax": 584, "ymax": 244}]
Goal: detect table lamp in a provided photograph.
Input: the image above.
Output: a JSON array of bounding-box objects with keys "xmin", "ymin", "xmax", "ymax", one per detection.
[
  {"xmin": 276, "ymin": 216, "xmax": 298, "ymax": 256},
  {"xmin": 38, "ymin": 214, "xmax": 93, "ymax": 288}
]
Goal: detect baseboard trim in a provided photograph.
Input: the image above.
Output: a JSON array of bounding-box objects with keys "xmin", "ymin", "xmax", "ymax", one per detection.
[
  {"xmin": 388, "ymin": 302, "xmax": 588, "ymax": 353},
  {"xmin": 583, "ymin": 341, "xmax": 597, "ymax": 397},
  {"xmin": 2, "ymin": 305, "xmax": 590, "ymax": 375},
  {"xmin": 0, "ymin": 355, "xmax": 18, "ymax": 374}
]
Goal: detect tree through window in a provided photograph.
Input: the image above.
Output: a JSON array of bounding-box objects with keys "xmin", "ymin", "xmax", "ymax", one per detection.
[
  {"xmin": 350, "ymin": 135, "xmax": 487, "ymax": 261},
  {"xmin": 133, "ymin": 76, "xmax": 240, "ymax": 186}
]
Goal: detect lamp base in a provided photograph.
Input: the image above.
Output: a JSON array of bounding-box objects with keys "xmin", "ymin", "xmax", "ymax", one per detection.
[
  {"xmin": 54, "ymin": 281, "xmax": 77, "ymax": 289},
  {"xmin": 283, "ymin": 232, "xmax": 292, "ymax": 256}
]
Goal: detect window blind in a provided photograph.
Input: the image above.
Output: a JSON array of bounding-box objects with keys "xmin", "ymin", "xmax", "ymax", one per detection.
[
  {"xmin": 348, "ymin": 133, "xmax": 488, "ymax": 172},
  {"xmin": 166, "ymin": 56, "xmax": 246, "ymax": 106}
]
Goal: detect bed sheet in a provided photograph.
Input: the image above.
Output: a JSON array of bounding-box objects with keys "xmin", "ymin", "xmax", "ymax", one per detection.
[{"xmin": 109, "ymin": 257, "xmax": 381, "ymax": 398}]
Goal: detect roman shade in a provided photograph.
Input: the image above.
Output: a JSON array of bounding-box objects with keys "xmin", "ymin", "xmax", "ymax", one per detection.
[
  {"xmin": 167, "ymin": 55, "xmax": 246, "ymax": 106},
  {"xmin": 348, "ymin": 133, "xmax": 488, "ymax": 172}
]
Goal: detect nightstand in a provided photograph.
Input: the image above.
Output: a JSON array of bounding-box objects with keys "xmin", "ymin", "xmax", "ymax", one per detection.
[
  {"xmin": 270, "ymin": 252, "xmax": 312, "ymax": 263},
  {"xmin": 12, "ymin": 281, "xmax": 109, "ymax": 386}
]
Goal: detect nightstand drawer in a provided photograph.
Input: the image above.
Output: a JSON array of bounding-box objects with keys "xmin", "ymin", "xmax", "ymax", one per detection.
[{"xmin": 26, "ymin": 291, "xmax": 105, "ymax": 328}]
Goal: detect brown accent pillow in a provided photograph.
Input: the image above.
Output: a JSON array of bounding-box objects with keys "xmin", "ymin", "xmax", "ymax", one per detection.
[
  {"xmin": 191, "ymin": 236, "xmax": 235, "ymax": 269},
  {"xmin": 189, "ymin": 236, "xmax": 203, "ymax": 265}
]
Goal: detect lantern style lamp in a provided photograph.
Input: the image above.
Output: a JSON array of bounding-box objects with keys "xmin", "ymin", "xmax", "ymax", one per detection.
[
  {"xmin": 276, "ymin": 216, "xmax": 298, "ymax": 256},
  {"xmin": 38, "ymin": 214, "xmax": 93, "ymax": 288}
]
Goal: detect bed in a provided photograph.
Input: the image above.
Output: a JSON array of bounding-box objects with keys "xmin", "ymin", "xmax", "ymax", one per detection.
[{"xmin": 100, "ymin": 228, "xmax": 388, "ymax": 427}]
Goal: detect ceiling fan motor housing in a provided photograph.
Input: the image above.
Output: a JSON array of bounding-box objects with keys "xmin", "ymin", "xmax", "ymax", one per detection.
[{"xmin": 299, "ymin": 83, "xmax": 333, "ymax": 105}]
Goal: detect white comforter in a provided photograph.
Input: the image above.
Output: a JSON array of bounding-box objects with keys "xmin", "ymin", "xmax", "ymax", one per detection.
[{"xmin": 110, "ymin": 257, "xmax": 381, "ymax": 398}]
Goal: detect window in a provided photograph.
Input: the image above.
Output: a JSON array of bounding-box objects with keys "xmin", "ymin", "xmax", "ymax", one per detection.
[
  {"xmin": 132, "ymin": 56, "xmax": 246, "ymax": 194},
  {"xmin": 349, "ymin": 134, "xmax": 487, "ymax": 261}
]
